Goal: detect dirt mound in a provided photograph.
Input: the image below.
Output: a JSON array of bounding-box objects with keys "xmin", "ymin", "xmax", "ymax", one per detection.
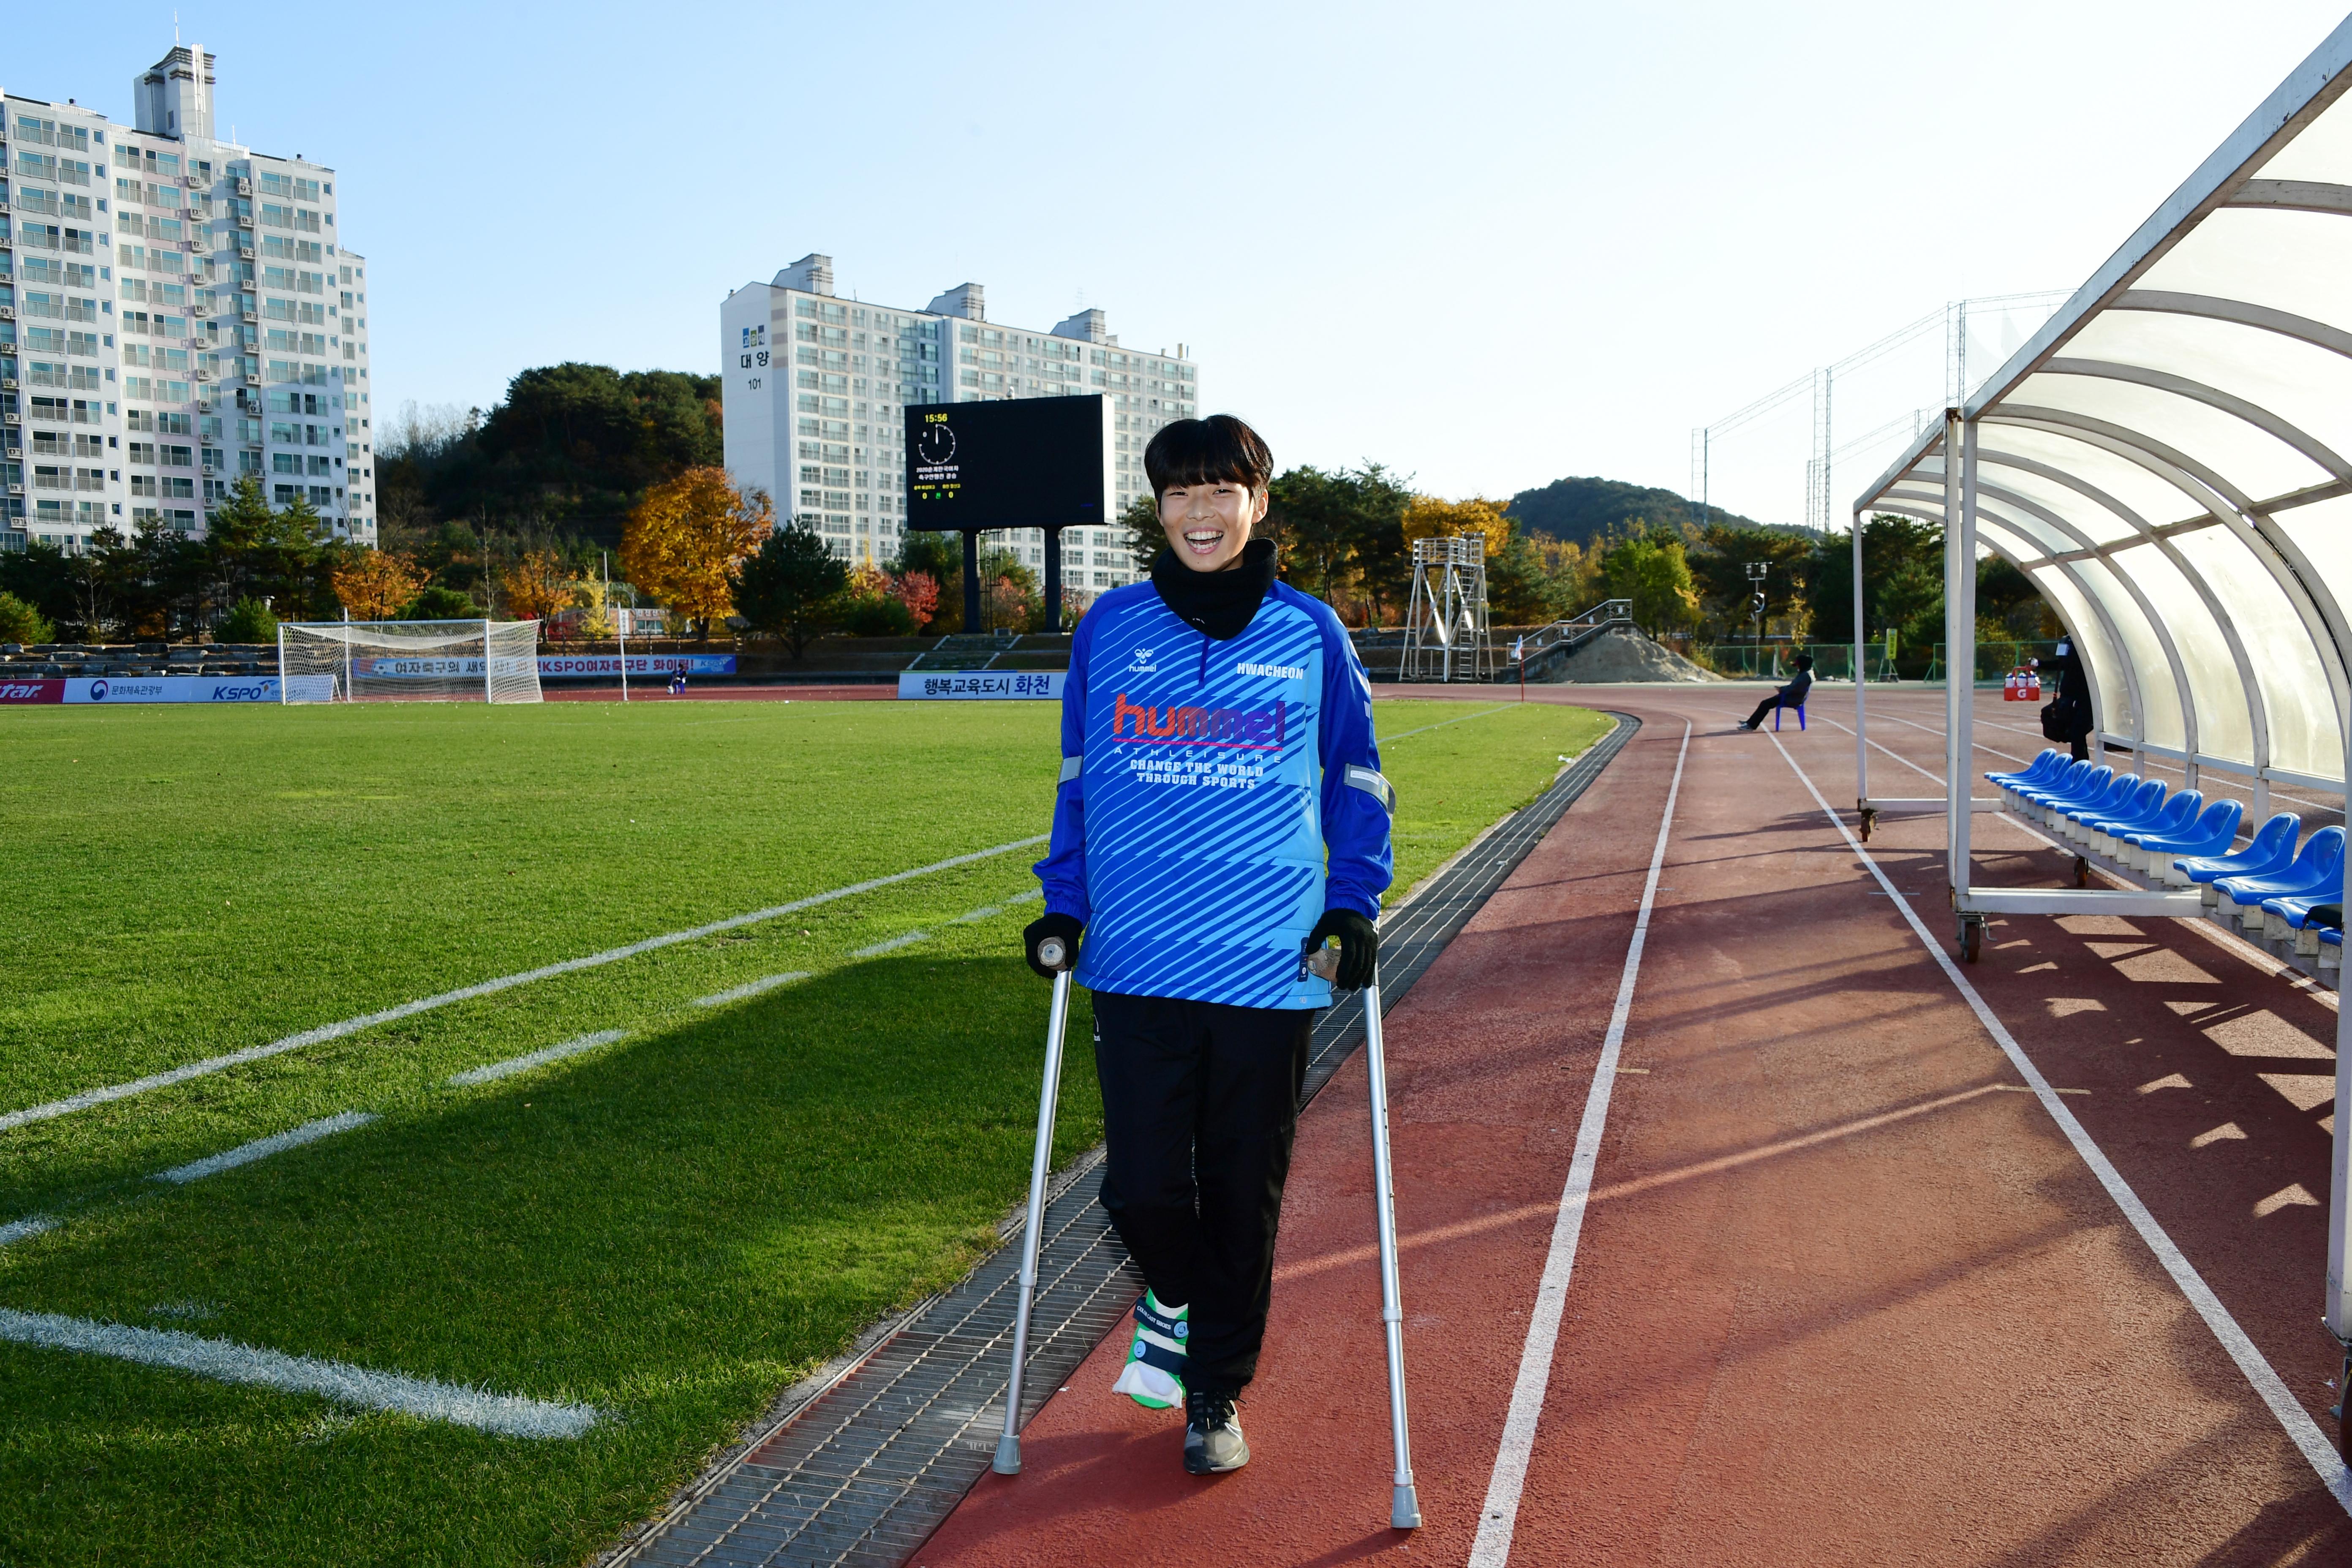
[{"xmin": 1538, "ymin": 626, "xmax": 1722, "ymax": 683}]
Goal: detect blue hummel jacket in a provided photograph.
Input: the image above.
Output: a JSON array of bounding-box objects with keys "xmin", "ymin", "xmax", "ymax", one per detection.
[{"xmin": 1034, "ymin": 579, "xmax": 1394, "ymax": 1009}]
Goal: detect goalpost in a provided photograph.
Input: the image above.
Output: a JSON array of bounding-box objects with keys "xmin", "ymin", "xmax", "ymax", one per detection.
[{"xmin": 277, "ymin": 620, "xmax": 544, "ymax": 704}]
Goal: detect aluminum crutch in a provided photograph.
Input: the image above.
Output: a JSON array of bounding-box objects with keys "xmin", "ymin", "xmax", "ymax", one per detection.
[
  {"xmin": 1314, "ymin": 947, "xmax": 1422, "ymax": 1530},
  {"xmin": 993, "ymin": 938, "xmax": 1073, "ymax": 1476}
]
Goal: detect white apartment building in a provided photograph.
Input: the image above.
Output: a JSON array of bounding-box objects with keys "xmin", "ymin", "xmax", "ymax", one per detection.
[
  {"xmin": 0, "ymin": 43, "xmax": 376, "ymax": 554},
  {"xmin": 720, "ymin": 254, "xmax": 1198, "ymax": 590}
]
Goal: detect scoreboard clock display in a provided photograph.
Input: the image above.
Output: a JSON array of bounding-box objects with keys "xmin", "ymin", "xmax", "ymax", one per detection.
[{"xmin": 904, "ymin": 394, "xmax": 1112, "ymax": 532}]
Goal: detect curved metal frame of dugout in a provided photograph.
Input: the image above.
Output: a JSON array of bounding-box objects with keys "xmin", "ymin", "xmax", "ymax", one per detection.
[{"xmin": 1848, "ymin": 17, "xmax": 2352, "ymax": 1379}]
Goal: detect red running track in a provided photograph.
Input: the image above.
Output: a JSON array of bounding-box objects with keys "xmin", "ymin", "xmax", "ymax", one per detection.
[{"xmin": 909, "ymin": 683, "xmax": 2352, "ymax": 1567}]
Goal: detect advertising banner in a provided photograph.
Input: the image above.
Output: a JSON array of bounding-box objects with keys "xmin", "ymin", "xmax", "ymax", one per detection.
[
  {"xmin": 535, "ymin": 655, "xmax": 738, "ymax": 678},
  {"xmin": 0, "ymin": 678, "xmax": 64, "ymax": 705},
  {"xmin": 61, "ymin": 676, "xmax": 281, "ymax": 704},
  {"xmin": 897, "ymin": 671, "xmax": 1065, "ymax": 701},
  {"xmin": 349, "ymin": 656, "xmax": 537, "ymax": 680}
]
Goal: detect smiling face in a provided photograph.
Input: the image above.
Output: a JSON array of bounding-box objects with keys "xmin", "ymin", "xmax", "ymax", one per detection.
[{"xmin": 1158, "ymin": 479, "xmax": 1269, "ymax": 573}]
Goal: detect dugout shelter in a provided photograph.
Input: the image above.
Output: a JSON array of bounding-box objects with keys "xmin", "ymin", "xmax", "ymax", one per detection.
[{"xmin": 1846, "ymin": 14, "xmax": 2352, "ymax": 1388}]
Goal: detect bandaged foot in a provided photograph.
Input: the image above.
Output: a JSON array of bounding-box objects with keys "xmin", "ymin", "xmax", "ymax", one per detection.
[{"xmin": 1111, "ymin": 1290, "xmax": 1189, "ymax": 1410}]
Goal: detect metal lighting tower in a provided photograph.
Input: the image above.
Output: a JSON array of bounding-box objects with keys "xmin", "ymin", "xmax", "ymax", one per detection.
[
  {"xmin": 1745, "ymin": 561, "xmax": 1769, "ymax": 672},
  {"xmin": 1402, "ymin": 535, "xmax": 1493, "ymax": 683}
]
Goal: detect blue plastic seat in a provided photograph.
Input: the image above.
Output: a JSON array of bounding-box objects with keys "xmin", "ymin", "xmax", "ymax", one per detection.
[
  {"xmin": 2138, "ymin": 798, "xmax": 2241, "ymax": 885},
  {"xmin": 2175, "ymin": 811, "xmax": 2300, "ymax": 893},
  {"xmin": 2059, "ymin": 773, "xmax": 2143, "ymax": 841},
  {"xmin": 1987, "ymin": 750, "xmax": 2065, "ymax": 791},
  {"xmin": 2022, "ymin": 761, "xmax": 2105, "ymax": 809},
  {"xmin": 2216, "ymin": 825, "xmax": 2343, "ymax": 931},
  {"xmin": 2118, "ymin": 789, "xmax": 2200, "ymax": 848},
  {"xmin": 2081, "ymin": 778, "xmax": 2166, "ymax": 838}
]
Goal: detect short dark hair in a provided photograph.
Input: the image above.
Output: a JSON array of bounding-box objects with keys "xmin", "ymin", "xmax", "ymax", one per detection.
[
  {"xmin": 1794, "ymin": 653, "xmax": 1815, "ymax": 670},
  {"xmin": 1143, "ymin": 414, "xmax": 1273, "ymax": 497}
]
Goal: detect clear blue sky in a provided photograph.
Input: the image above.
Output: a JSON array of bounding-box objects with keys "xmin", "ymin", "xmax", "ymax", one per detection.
[{"xmin": 16, "ymin": 2, "xmax": 2349, "ymax": 524}]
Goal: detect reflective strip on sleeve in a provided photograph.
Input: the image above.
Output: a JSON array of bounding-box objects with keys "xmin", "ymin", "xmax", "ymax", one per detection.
[
  {"xmin": 1345, "ymin": 764, "xmax": 1395, "ymax": 813},
  {"xmin": 1059, "ymin": 754, "xmax": 1083, "ymax": 784}
]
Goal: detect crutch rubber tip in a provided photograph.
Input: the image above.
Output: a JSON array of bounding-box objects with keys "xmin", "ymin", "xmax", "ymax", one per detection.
[
  {"xmin": 1391, "ymin": 1484, "xmax": 1422, "ymax": 1530},
  {"xmin": 992, "ymin": 1432, "xmax": 1022, "ymax": 1475}
]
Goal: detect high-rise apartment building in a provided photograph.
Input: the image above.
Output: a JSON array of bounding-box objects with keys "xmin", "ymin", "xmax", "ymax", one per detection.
[
  {"xmin": 720, "ymin": 254, "xmax": 1198, "ymax": 590},
  {"xmin": 0, "ymin": 44, "xmax": 375, "ymax": 554}
]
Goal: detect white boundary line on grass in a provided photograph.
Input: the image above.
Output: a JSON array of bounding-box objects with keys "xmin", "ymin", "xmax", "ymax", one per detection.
[
  {"xmin": 694, "ymin": 974, "xmax": 811, "ymax": 1008},
  {"xmin": 0, "ymin": 835, "xmax": 1050, "ymax": 1134},
  {"xmin": 0, "ymin": 1216, "xmax": 55, "ymax": 1247},
  {"xmin": 1468, "ymin": 719, "xmax": 1690, "ymax": 1568},
  {"xmin": 1767, "ymin": 730, "xmax": 2352, "ymax": 1513},
  {"xmin": 0, "ymin": 1309, "xmax": 601, "ymax": 1438},
  {"xmin": 152, "ymin": 1111, "xmax": 379, "ymax": 1185},
  {"xmin": 447, "ymin": 1032, "xmax": 629, "ymax": 1089},
  {"xmin": 1379, "ymin": 702, "xmax": 1516, "ymax": 744}
]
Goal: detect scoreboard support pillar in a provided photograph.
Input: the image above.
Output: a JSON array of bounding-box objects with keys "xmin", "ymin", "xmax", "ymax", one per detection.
[
  {"xmin": 1043, "ymin": 525, "xmax": 1064, "ymax": 636},
  {"xmin": 964, "ymin": 531, "xmax": 983, "ymax": 635}
]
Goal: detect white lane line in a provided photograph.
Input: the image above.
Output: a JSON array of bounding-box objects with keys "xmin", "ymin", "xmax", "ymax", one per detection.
[
  {"xmin": 1768, "ymin": 730, "xmax": 2352, "ymax": 1513},
  {"xmin": 0, "ymin": 1216, "xmax": 56, "ymax": 1247},
  {"xmin": 694, "ymin": 973, "xmax": 811, "ymax": 1008},
  {"xmin": 0, "ymin": 835, "xmax": 1050, "ymax": 1134},
  {"xmin": 1381, "ymin": 703, "xmax": 1516, "ymax": 743},
  {"xmin": 1469, "ymin": 719, "xmax": 1691, "ymax": 1568},
  {"xmin": 849, "ymin": 932, "xmax": 928, "ymax": 958},
  {"xmin": 851, "ymin": 889, "xmax": 1046, "ymax": 958},
  {"xmin": 0, "ymin": 1309, "xmax": 599, "ymax": 1438},
  {"xmin": 447, "ymin": 1031, "xmax": 628, "ymax": 1088},
  {"xmin": 151, "ymin": 1111, "xmax": 380, "ymax": 1185}
]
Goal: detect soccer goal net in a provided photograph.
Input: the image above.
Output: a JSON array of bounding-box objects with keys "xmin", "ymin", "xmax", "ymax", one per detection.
[{"xmin": 278, "ymin": 620, "xmax": 543, "ymax": 704}]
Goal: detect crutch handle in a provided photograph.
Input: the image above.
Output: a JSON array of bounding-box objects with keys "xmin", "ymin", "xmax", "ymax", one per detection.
[
  {"xmin": 1307, "ymin": 943, "xmax": 1340, "ymax": 983},
  {"xmin": 1037, "ymin": 936, "xmax": 1069, "ymax": 970}
]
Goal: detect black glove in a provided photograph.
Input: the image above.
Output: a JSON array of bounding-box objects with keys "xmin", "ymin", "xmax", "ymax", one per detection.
[
  {"xmin": 1024, "ymin": 912, "xmax": 1083, "ymax": 979},
  {"xmin": 1307, "ymin": 907, "xmax": 1379, "ymax": 990}
]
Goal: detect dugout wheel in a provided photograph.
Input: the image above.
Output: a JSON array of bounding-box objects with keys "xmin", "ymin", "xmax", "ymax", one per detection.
[
  {"xmin": 1956, "ymin": 914, "xmax": 1985, "ymax": 964},
  {"xmin": 1859, "ymin": 806, "xmax": 1877, "ymax": 843},
  {"xmin": 2336, "ymin": 1334, "xmax": 2352, "ymax": 1466},
  {"xmin": 2074, "ymin": 854, "xmax": 2091, "ymax": 888}
]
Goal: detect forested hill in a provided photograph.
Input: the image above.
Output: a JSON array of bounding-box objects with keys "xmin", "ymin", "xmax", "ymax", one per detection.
[{"xmin": 1505, "ymin": 475, "xmax": 1770, "ymax": 546}]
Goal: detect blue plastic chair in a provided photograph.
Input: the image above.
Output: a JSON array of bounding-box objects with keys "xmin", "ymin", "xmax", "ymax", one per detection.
[
  {"xmin": 2059, "ymin": 773, "xmax": 2142, "ymax": 841},
  {"xmin": 2028, "ymin": 763, "xmax": 2112, "ymax": 814},
  {"xmin": 2176, "ymin": 811, "xmax": 2299, "ymax": 890},
  {"xmin": 1987, "ymin": 750, "xmax": 2065, "ymax": 791},
  {"xmin": 2137, "ymin": 798, "xmax": 2243, "ymax": 879},
  {"xmin": 2216, "ymin": 825, "xmax": 2342, "ymax": 930},
  {"xmin": 2081, "ymin": 779, "xmax": 2166, "ymax": 839},
  {"xmin": 1772, "ymin": 698, "xmax": 1805, "ymax": 732},
  {"xmin": 2116, "ymin": 789, "xmax": 2200, "ymax": 850},
  {"xmin": 2016, "ymin": 759, "xmax": 2095, "ymax": 808}
]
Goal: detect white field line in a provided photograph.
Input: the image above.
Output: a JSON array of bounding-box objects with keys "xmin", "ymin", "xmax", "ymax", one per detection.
[
  {"xmin": 1768, "ymin": 730, "xmax": 2352, "ymax": 1513},
  {"xmin": 447, "ymin": 1031, "xmax": 628, "ymax": 1088},
  {"xmin": 152, "ymin": 1111, "xmax": 379, "ymax": 1185},
  {"xmin": 694, "ymin": 973, "xmax": 811, "ymax": 1008},
  {"xmin": 849, "ymin": 889, "xmax": 1045, "ymax": 959},
  {"xmin": 1469, "ymin": 719, "xmax": 1691, "ymax": 1568},
  {"xmin": 849, "ymin": 932, "xmax": 929, "ymax": 958},
  {"xmin": 0, "ymin": 1309, "xmax": 599, "ymax": 1439},
  {"xmin": 1380, "ymin": 702, "xmax": 1516, "ymax": 744},
  {"xmin": 0, "ymin": 1215, "xmax": 56, "ymax": 1247},
  {"xmin": 0, "ymin": 834, "xmax": 1049, "ymax": 1134}
]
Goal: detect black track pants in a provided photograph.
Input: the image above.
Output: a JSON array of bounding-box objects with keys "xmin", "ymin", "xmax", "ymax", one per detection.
[{"xmin": 1090, "ymin": 990, "xmax": 1312, "ymax": 1395}]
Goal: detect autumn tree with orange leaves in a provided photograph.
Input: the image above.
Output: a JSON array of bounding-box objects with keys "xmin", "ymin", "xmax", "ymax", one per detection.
[
  {"xmin": 331, "ymin": 550, "xmax": 428, "ymax": 621},
  {"xmin": 620, "ymin": 468, "xmax": 772, "ymax": 638},
  {"xmin": 500, "ymin": 548, "xmax": 575, "ymax": 628}
]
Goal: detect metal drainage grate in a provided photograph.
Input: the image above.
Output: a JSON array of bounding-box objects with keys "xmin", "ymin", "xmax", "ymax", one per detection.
[{"xmin": 615, "ymin": 713, "xmax": 1641, "ymax": 1568}]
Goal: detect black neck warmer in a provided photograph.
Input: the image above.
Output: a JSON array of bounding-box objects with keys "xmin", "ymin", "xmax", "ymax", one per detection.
[{"xmin": 1150, "ymin": 537, "xmax": 1279, "ymax": 640}]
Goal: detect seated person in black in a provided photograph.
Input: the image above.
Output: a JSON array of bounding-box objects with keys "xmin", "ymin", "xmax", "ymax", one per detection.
[{"xmin": 1737, "ymin": 653, "xmax": 1813, "ymax": 731}]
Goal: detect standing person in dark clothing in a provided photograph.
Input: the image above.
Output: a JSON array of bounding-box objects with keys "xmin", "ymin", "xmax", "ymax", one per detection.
[
  {"xmin": 1736, "ymin": 653, "xmax": 1813, "ymax": 731},
  {"xmin": 2046, "ymin": 639, "xmax": 2095, "ymax": 760}
]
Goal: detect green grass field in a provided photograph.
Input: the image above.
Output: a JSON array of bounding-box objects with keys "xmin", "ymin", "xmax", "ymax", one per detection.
[{"xmin": 0, "ymin": 694, "xmax": 1612, "ymax": 1568}]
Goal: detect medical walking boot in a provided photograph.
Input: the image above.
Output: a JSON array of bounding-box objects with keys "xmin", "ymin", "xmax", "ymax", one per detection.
[
  {"xmin": 1111, "ymin": 1290, "xmax": 1188, "ymax": 1410},
  {"xmin": 1183, "ymin": 1389, "xmax": 1249, "ymax": 1475}
]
